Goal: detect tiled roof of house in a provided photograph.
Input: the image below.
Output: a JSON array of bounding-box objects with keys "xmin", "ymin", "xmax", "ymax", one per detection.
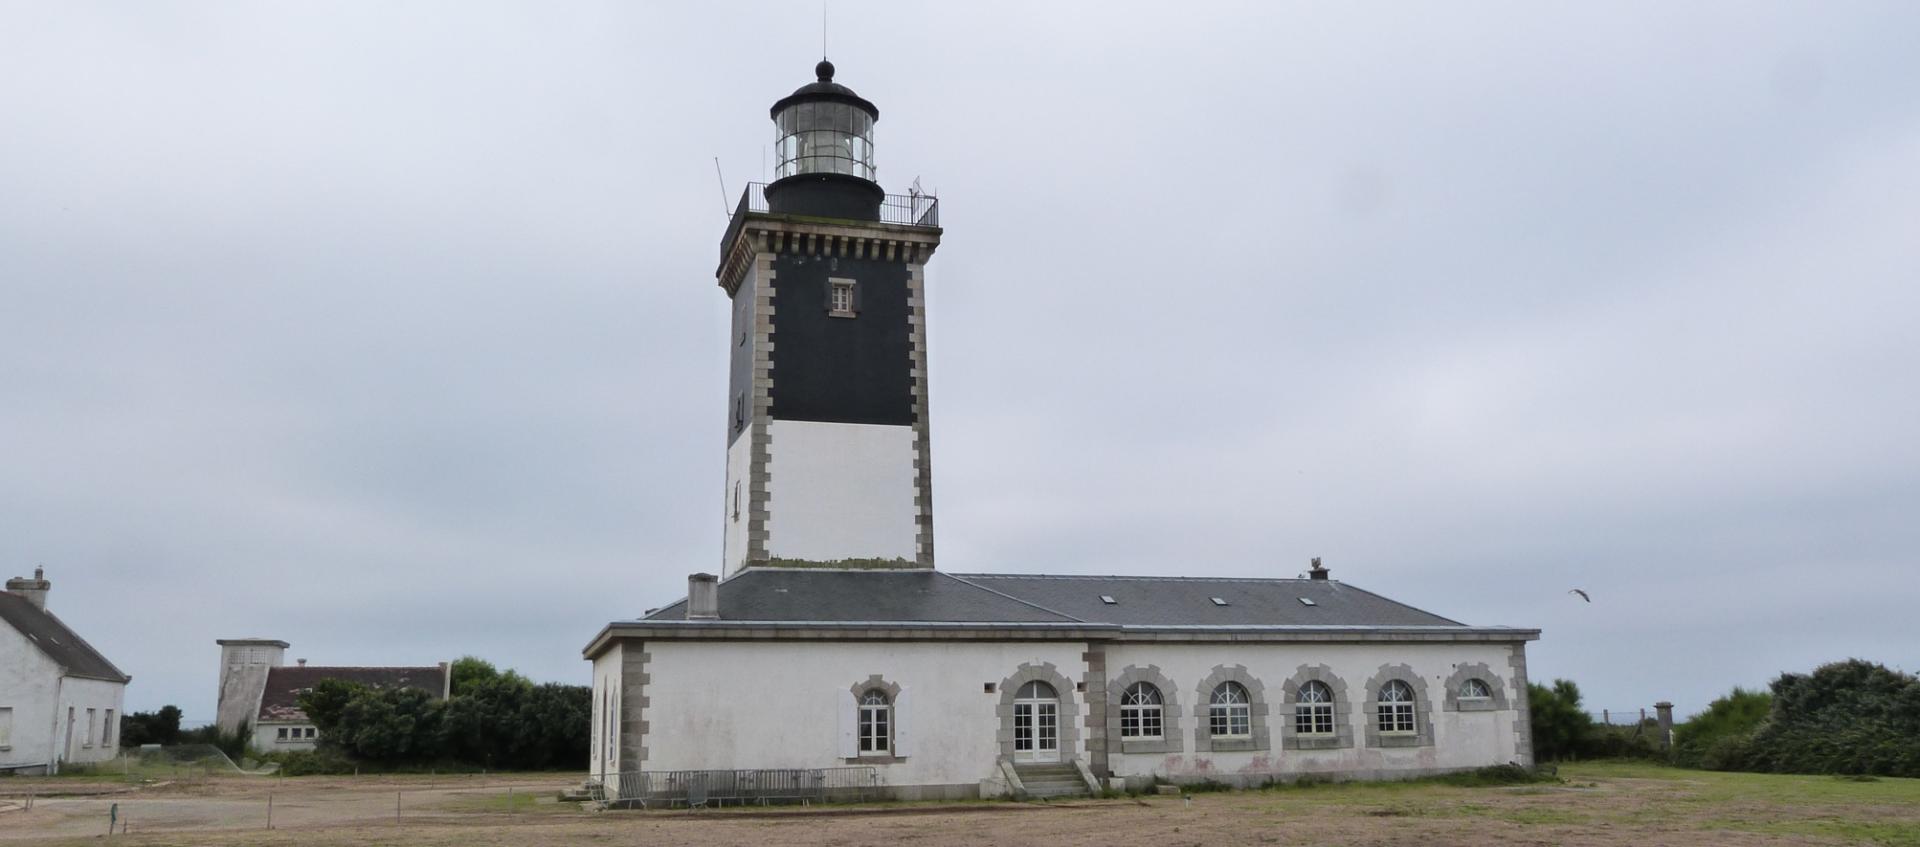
[
  {"xmin": 256, "ymin": 665, "xmax": 447, "ymax": 723},
  {"xmin": 0, "ymin": 591, "xmax": 130, "ymax": 683},
  {"xmin": 637, "ymin": 569, "xmax": 1464, "ymax": 628}
]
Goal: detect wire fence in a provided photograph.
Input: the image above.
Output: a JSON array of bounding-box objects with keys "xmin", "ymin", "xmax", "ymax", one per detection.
[
  {"xmin": 2, "ymin": 778, "xmax": 576, "ymax": 837},
  {"xmin": 1587, "ymin": 707, "xmax": 1659, "ymax": 727},
  {"xmin": 47, "ymin": 744, "xmax": 280, "ymax": 782}
]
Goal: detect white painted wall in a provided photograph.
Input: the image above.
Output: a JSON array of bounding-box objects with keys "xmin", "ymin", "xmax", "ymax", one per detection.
[
  {"xmin": 589, "ymin": 643, "xmax": 624, "ymax": 778},
  {"xmin": 52, "ymin": 676, "xmax": 126, "ymax": 768},
  {"xmin": 1104, "ymin": 642, "xmax": 1526, "ymax": 782},
  {"xmin": 721, "ymin": 425, "xmax": 754, "ymax": 576},
  {"xmin": 0, "ymin": 623, "xmax": 61, "ymax": 771},
  {"xmin": 215, "ymin": 642, "xmax": 284, "ymax": 734},
  {"xmin": 0, "ymin": 620, "xmax": 126, "ymax": 772},
  {"xmin": 253, "ymin": 721, "xmax": 318, "ymax": 752},
  {"xmin": 764, "ymin": 420, "xmax": 918, "ymax": 562},
  {"xmin": 639, "ymin": 640, "xmax": 1088, "ymax": 788}
]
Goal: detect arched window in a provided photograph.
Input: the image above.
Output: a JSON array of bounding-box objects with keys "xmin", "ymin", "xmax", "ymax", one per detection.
[
  {"xmin": 858, "ymin": 689, "xmax": 891, "ymax": 754},
  {"xmin": 1017, "ymin": 680, "xmax": 1056, "ymax": 700},
  {"xmin": 1459, "ymin": 678, "xmax": 1491, "ymax": 700},
  {"xmin": 1119, "ymin": 682, "xmax": 1163, "ymax": 740},
  {"xmin": 1378, "ymin": 680, "xmax": 1416, "ymax": 734},
  {"xmin": 1209, "ymin": 681, "xmax": 1252, "ymax": 739},
  {"xmin": 1294, "ymin": 680, "xmax": 1335, "ymax": 736}
]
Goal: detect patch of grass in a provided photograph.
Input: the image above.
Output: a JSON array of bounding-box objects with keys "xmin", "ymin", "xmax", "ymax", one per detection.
[
  {"xmin": 440, "ymin": 790, "xmax": 579, "ymax": 815},
  {"xmin": 1698, "ymin": 818, "xmax": 1920, "ymax": 847},
  {"xmin": 1562, "ymin": 761, "xmax": 1920, "ymax": 806}
]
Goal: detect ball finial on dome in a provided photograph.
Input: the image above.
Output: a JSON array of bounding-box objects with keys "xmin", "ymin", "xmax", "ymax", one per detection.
[{"xmin": 815, "ymin": 59, "xmax": 835, "ymax": 82}]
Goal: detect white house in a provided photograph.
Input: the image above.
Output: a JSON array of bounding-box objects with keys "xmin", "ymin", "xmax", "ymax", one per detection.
[
  {"xmin": 1, "ymin": 568, "xmax": 131, "ymax": 774},
  {"xmin": 582, "ymin": 62, "xmax": 1540, "ymax": 802},
  {"xmin": 213, "ymin": 639, "xmax": 448, "ymax": 751}
]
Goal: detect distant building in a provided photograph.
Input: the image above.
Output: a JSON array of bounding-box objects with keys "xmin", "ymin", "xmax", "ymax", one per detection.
[
  {"xmin": 583, "ymin": 62, "xmax": 1540, "ymax": 802},
  {"xmin": 1, "ymin": 568, "xmax": 131, "ymax": 774},
  {"xmin": 214, "ymin": 639, "xmax": 448, "ymax": 751}
]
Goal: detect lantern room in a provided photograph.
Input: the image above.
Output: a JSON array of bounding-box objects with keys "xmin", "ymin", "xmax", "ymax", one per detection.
[{"xmin": 764, "ymin": 60, "xmax": 885, "ymax": 220}]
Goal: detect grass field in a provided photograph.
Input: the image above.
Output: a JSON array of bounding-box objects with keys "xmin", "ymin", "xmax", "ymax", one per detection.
[{"xmin": 2, "ymin": 762, "xmax": 1917, "ymax": 846}]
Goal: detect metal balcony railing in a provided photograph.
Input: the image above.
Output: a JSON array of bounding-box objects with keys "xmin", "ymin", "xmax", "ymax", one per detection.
[{"xmin": 721, "ymin": 183, "xmax": 939, "ymax": 262}]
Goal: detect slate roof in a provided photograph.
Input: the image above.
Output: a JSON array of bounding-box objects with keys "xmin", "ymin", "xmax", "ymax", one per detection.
[
  {"xmin": 0, "ymin": 591, "xmax": 130, "ymax": 683},
  {"xmin": 955, "ymin": 573, "xmax": 1464, "ymax": 628},
  {"xmin": 638, "ymin": 569, "xmax": 1463, "ymax": 628},
  {"xmin": 256, "ymin": 665, "xmax": 447, "ymax": 723},
  {"xmin": 642, "ymin": 570, "xmax": 1074, "ymax": 623}
]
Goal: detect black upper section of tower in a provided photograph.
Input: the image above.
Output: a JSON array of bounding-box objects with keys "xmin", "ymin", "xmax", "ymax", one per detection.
[{"xmin": 770, "ymin": 59, "xmax": 880, "ymax": 121}]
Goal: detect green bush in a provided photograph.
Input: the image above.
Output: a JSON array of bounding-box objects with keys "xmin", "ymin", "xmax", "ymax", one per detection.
[
  {"xmin": 1528, "ymin": 680, "xmax": 1595, "ymax": 761},
  {"xmin": 296, "ymin": 661, "xmax": 588, "ymax": 771},
  {"xmin": 118, "ymin": 705, "xmax": 184, "ymax": 748},
  {"xmin": 1739, "ymin": 660, "xmax": 1920, "ymax": 777},
  {"xmin": 1672, "ymin": 687, "xmax": 1771, "ymax": 769},
  {"xmin": 1585, "ymin": 721, "xmax": 1664, "ymax": 761}
]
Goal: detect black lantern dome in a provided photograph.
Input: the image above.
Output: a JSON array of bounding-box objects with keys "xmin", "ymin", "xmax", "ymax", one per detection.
[{"xmin": 764, "ymin": 59, "xmax": 884, "ymax": 220}]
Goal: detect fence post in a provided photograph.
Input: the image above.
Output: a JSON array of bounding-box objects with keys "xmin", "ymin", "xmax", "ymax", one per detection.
[
  {"xmin": 396, "ymin": 791, "xmax": 402, "ymax": 823},
  {"xmin": 1655, "ymin": 702, "xmax": 1675, "ymax": 752},
  {"xmin": 267, "ymin": 793, "xmax": 274, "ymax": 830}
]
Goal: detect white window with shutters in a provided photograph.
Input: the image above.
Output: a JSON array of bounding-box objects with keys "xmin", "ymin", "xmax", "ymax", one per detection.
[{"xmin": 0, "ymin": 706, "xmax": 12, "ymax": 749}]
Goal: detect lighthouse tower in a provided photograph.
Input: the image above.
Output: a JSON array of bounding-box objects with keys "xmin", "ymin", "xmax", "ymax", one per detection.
[{"xmin": 717, "ymin": 60, "xmax": 943, "ymax": 575}]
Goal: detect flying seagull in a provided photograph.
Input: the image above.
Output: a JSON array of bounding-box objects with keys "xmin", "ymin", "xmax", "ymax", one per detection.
[{"xmin": 1568, "ymin": 589, "xmax": 1591, "ymax": 603}]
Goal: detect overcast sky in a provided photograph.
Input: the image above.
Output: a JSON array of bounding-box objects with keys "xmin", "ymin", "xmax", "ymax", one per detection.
[{"xmin": 3, "ymin": 1, "xmax": 1916, "ymax": 724}]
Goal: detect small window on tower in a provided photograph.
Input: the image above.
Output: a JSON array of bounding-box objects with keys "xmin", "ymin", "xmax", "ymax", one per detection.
[
  {"xmin": 828, "ymin": 278, "xmax": 857, "ymax": 318},
  {"xmin": 732, "ymin": 481, "xmax": 742, "ymax": 522}
]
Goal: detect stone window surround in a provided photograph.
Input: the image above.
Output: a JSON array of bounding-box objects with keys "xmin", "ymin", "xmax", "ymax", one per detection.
[
  {"xmin": 1106, "ymin": 664, "xmax": 1183, "ymax": 756},
  {"xmin": 997, "ymin": 662, "xmax": 1080, "ymax": 759},
  {"xmin": 828, "ymin": 277, "xmax": 857, "ymax": 318},
  {"xmin": 1363, "ymin": 664, "xmax": 1435, "ymax": 749},
  {"xmin": 1280, "ymin": 663, "xmax": 1354, "ymax": 751},
  {"xmin": 847, "ymin": 675, "xmax": 905, "ymax": 764},
  {"xmin": 1442, "ymin": 662, "xmax": 1509, "ymax": 713},
  {"xmin": 1192, "ymin": 665, "xmax": 1270, "ymax": 753}
]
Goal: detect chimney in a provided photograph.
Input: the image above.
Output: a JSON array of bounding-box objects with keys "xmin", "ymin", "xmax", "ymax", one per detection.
[
  {"xmin": 687, "ymin": 573, "xmax": 720, "ymax": 620},
  {"xmin": 1308, "ymin": 557, "xmax": 1330, "ymax": 581},
  {"xmin": 5, "ymin": 566, "xmax": 52, "ymax": 611},
  {"xmin": 297, "ymin": 658, "xmax": 307, "ymax": 667}
]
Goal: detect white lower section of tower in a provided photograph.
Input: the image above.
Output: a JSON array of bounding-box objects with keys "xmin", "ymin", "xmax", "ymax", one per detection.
[
  {"xmin": 721, "ymin": 426, "xmax": 755, "ymax": 575},
  {"xmin": 764, "ymin": 419, "xmax": 918, "ymax": 565}
]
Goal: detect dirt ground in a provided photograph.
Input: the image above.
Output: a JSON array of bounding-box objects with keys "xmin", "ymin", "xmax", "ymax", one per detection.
[{"xmin": 3, "ymin": 763, "xmax": 1917, "ymax": 846}]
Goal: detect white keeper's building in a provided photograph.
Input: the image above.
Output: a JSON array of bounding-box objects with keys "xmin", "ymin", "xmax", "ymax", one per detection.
[{"xmin": 584, "ymin": 60, "xmax": 1540, "ymax": 801}]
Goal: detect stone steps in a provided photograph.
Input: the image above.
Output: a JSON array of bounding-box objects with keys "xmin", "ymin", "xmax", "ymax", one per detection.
[{"xmin": 1013, "ymin": 763, "xmax": 1090, "ymax": 800}]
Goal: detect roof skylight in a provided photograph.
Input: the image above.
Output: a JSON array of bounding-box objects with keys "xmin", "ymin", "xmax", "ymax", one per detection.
[
  {"xmin": 1100, "ymin": 595, "xmax": 1117, "ymax": 605},
  {"xmin": 1298, "ymin": 597, "xmax": 1317, "ymax": 606},
  {"xmin": 1210, "ymin": 597, "xmax": 1229, "ymax": 606}
]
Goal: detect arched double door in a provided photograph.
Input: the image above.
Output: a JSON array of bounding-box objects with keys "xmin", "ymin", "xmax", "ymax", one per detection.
[{"xmin": 1011, "ymin": 680, "xmax": 1060, "ymax": 763}]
